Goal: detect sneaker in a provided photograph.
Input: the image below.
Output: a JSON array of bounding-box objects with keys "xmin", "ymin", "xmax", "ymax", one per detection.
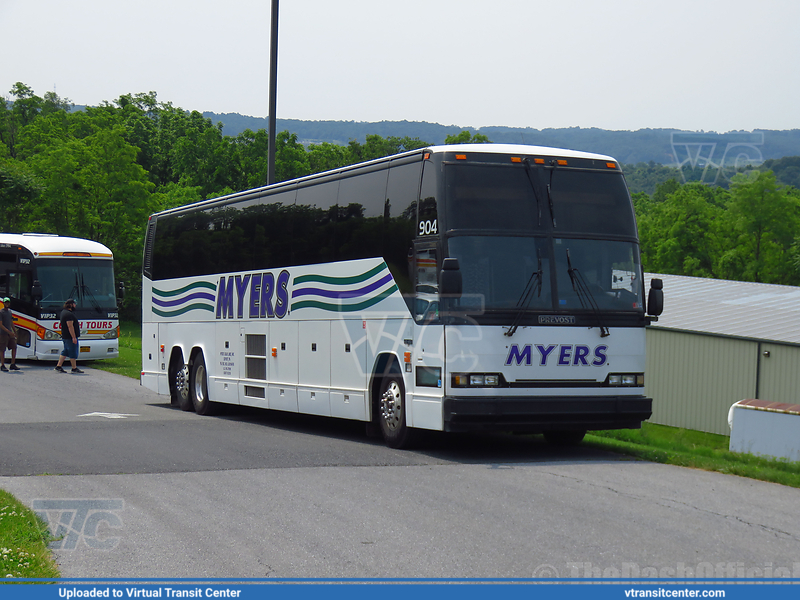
[
  {"xmin": 54, "ymin": 365, "xmax": 66, "ymax": 373},
  {"xmin": 71, "ymin": 368, "xmax": 84, "ymax": 374},
  {"xmin": 9, "ymin": 364, "xmax": 20, "ymax": 371},
  {"xmin": 0, "ymin": 365, "xmax": 7, "ymax": 372}
]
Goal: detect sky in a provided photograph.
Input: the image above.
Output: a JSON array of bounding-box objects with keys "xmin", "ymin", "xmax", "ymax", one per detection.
[{"xmin": 2, "ymin": 0, "xmax": 799, "ymax": 133}]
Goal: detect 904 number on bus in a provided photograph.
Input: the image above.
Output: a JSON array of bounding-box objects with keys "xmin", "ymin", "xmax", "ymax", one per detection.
[{"xmin": 419, "ymin": 219, "xmax": 438, "ymax": 236}]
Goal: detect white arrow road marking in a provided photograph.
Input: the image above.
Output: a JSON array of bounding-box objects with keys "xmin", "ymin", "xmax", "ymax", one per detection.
[{"xmin": 77, "ymin": 412, "xmax": 139, "ymax": 419}]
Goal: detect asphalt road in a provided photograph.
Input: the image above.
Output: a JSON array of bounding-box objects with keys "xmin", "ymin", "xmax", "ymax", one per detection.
[{"xmin": 1, "ymin": 361, "xmax": 798, "ymax": 579}]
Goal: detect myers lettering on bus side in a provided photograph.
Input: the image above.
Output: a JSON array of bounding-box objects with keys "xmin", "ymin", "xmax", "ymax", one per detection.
[
  {"xmin": 505, "ymin": 344, "xmax": 608, "ymax": 367},
  {"xmin": 216, "ymin": 270, "xmax": 290, "ymax": 320}
]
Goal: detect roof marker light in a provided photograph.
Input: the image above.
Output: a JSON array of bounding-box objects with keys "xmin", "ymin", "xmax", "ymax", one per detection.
[
  {"xmin": 557, "ymin": 159, "xmax": 568, "ymax": 166},
  {"xmin": 606, "ymin": 162, "xmax": 617, "ymax": 169},
  {"xmin": 510, "ymin": 157, "xmax": 522, "ymax": 163},
  {"xmin": 534, "ymin": 158, "xmax": 545, "ymax": 165},
  {"xmin": 455, "ymin": 154, "xmax": 467, "ymax": 160}
]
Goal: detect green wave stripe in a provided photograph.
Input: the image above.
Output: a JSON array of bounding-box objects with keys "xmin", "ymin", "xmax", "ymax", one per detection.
[
  {"xmin": 293, "ymin": 264, "xmax": 386, "ymax": 286},
  {"xmin": 291, "ymin": 284, "xmax": 399, "ymax": 312},
  {"xmin": 153, "ymin": 281, "xmax": 217, "ymax": 297},
  {"xmin": 152, "ymin": 303, "xmax": 216, "ymax": 318}
]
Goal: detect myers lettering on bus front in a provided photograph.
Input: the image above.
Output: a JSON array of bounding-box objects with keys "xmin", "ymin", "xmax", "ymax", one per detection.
[{"xmin": 505, "ymin": 344, "xmax": 608, "ymax": 367}]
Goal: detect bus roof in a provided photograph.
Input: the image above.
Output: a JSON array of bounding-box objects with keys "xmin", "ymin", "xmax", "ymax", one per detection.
[
  {"xmin": 0, "ymin": 233, "xmax": 114, "ymax": 258},
  {"xmin": 424, "ymin": 143, "xmax": 616, "ymax": 162}
]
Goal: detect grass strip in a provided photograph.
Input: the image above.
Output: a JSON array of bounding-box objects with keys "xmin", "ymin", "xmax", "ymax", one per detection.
[
  {"xmin": 0, "ymin": 490, "xmax": 59, "ymax": 579},
  {"xmin": 587, "ymin": 422, "xmax": 800, "ymax": 488},
  {"xmin": 87, "ymin": 320, "xmax": 142, "ymax": 380}
]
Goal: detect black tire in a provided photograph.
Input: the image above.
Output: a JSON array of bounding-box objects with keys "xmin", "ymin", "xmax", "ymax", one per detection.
[
  {"xmin": 169, "ymin": 355, "xmax": 193, "ymax": 412},
  {"xmin": 189, "ymin": 353, "xmax": 216, "ymax": 415},
  {"xmin": 544, "ymin": 430, "xmax": 586, "ymax": 446},
  {"xmin": 377, "ymin": 375, "xmax": 415, "ymax": 449}
]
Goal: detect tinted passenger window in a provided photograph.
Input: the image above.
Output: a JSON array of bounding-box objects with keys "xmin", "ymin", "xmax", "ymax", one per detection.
[
  {"xmin": 550, "ymin": 171, "xmax": 637, "ymax": 237},
  {"xmin": 445, "ymin": 165, "xmax": 541, "ymax": 232}
]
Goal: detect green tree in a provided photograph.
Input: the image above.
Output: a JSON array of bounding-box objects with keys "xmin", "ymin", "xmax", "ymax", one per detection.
[
  {"xmin": 0, "ymin": 158, "xmax": 44, "ymax": 231},
  {"xmin": 719, "ymin": 171, "xmax": 800, "ymax": 284},
  {"xmin": 307, "ymin": 141, "xmax": 348, "ymax": 174},
  {"xmin": 444, "ymin": 130, "xmax": 491, "ymax": 144},
  {"xmin": 275, "ymin": 131, "xmax": 310, "ymax": 182},
  {"xmin": 638, "ymin": 183, "xmax": 727, "ymax": 277}
]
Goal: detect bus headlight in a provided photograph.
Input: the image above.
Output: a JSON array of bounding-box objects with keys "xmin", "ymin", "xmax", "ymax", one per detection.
[
  {"xmin": 452, "ymin": 373, "xmax": 502, "ymax": 388},
  {"xmin": 605, "ymin": 373, "xmax": 644, "ymax": 387},
  {"xmin": 37, "ymin": 327, "xmax": 61, "ymax": 341},
  {"xmin": 103, "ymin": 326, "xmax": 120, "ymax": 339}
]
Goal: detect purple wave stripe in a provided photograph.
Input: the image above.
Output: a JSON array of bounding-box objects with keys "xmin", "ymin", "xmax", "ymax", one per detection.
[
  {"xmin": 291, "ymin": 273, "xmax": 394, "ymax": 300},
  {"xmin": 153, "ymin": 291, "xmax": 216, "ymax": 308}
]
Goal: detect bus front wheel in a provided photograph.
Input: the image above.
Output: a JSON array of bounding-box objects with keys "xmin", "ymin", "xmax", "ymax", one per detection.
[
  {"xmin": 378, "ymin": 376, "xmax": 414, "ymax": 449},
  {"xmin": 190, "ymin": 353, "xmax": 216, "ymax": 416}
]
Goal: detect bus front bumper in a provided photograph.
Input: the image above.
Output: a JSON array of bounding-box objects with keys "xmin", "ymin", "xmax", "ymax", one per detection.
[
  {"xmin": 442, "ymin": 394, "xmax": 653, "ymax": 433},
  {"xmin": 31, "ymin": 339, "xmax": 119, "ymax": 361}
]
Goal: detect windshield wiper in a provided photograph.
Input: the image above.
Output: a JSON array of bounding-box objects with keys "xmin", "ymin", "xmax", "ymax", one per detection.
[
  {"xmin": 504, "ymin": 255, "xmax": 543, "ymax": 337},
  {"xmin": 566, "ymin": 249, "xmax": 610, "ymax": 337},
  {"xmin": 68, "ymin": 273, "xmax": 80, "ymax": 304},
  {"xmin": 80, "ymin": 274, "xmax": 103, "ymax": 313},
  {"xmin": 522, "ymin": 158, "xmax": 542, "ymax": 227}
]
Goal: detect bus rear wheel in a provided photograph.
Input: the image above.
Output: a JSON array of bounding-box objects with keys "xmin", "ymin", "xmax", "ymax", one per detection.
[
  {"xmin": 190, "ymin": 353, "xmax": 216, "ymax": 416},
  {"xmin": 378, "ymin": 376, "xmax": 414, "ymax": 449},
  {"xmin": 170, "ymin": 359, "xmax": 193, "ymax": 412}
]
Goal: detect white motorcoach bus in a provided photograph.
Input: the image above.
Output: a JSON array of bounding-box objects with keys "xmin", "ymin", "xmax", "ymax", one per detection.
[
  {"xmin": 140, "ymin": 144, "xmax": 663, "ymax": 448},
  {"xmin": 0, "ymin": 233, "xmax": 122, "ymax": 361}
]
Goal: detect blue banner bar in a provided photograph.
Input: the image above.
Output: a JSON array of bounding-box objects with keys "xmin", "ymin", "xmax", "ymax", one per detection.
[{"xmin": 0, "ymin": 583, "xmax": 798, "ymax": 600}]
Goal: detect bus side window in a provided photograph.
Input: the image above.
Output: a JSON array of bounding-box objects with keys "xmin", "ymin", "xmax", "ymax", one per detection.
[{"xmin": 9, "ymin": 272, "xmax": 32, "ymax": 304}]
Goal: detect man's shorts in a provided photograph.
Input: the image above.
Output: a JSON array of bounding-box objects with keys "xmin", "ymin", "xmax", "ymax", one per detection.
[
  {"xmin": 61, "ymin": 338, "xmax": 79, "ymax": 360},
  {"xmin": 0, "ymin": 331, "xmax": 16, "ymax": 351}
]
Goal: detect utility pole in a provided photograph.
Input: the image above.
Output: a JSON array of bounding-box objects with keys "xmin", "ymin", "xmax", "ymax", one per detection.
[{"xmin": 267, "ymin": 0, "xmax": 279, "ymax": 185}]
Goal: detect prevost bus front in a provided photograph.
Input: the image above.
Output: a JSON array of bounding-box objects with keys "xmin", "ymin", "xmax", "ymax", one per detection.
[
  {"xmin": 0, "ymin": 233, "xmax": 122, "ymax": 361},
  {"xmin": 141, "ymin": 144, "xmax": 663, "ymax": 448}
]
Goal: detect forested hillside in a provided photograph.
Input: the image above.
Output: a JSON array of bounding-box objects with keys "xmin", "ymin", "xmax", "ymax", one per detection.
[
  {"xmin": 204, "ymin": 111, "xmax": 800, "ymax": 165},
  {"xmin": 2, "ymin": 83, "xmax": 800, "ymax": 321}
]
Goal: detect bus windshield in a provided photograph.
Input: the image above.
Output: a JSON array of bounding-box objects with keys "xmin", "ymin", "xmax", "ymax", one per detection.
[
  {"xmin": 444, "ymin": 163, "xmax": 643, "ymax": 316},
  {"xmin": 447, "ymin": 236, "xmax": 643, "ymax": 313},
  {"xmin": 36, "ymin": 258, "xmax": 117, "ymax": 311}
]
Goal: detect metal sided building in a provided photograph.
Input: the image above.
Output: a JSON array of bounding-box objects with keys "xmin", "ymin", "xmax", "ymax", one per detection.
[{"xmin": 644, "ymin": 273, "xmax": 800, "ymax": 436}]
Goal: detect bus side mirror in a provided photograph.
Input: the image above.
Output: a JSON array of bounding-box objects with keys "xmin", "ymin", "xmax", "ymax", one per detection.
[
  {"xmin": 440, "ymin": 258, "xmax": 462, "ymax": 298},
  {"xmin": 118, "ymin": 281, "xmax": 126, "ymax": 301},
  {"xmin": 647, "ymin": 278, "xmax": 663, "ymax": 317},
  {"xmin": 32, "ymin": 280, "xmax": 43, "ymax": 302}
]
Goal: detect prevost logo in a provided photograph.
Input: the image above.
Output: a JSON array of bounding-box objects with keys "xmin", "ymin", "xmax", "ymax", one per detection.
[
  {"xmin": 216, "ymin": 270, "xmax": 290, "ymax": 319},
  {"xmin": 539, "ymin": 315, "xmax": 576, "ymax": 325},
  {"xmin": 506, "ymin": 344, "xmax": 608, "ymax": 367}
]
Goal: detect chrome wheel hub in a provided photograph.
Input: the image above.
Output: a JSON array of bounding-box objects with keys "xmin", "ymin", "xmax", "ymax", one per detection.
[
  {"xmin": 380, "ymin": 381, "xmax": 402, "ymax": 431},
  {"xmin": 175, "ymin": 365, "xmax": 189, "ymax": 401}
]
